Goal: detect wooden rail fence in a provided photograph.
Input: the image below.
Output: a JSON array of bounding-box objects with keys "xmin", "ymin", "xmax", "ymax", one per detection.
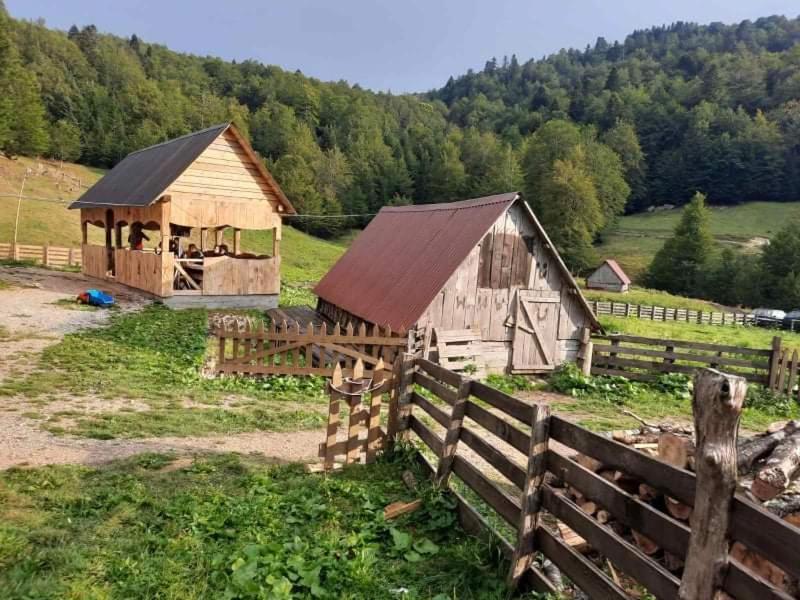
[
  {"xmin": 391, "ymin": 357, "xmax": 800, "ymax": 599},
  {"xmin": 590, "ymin": 333, "xmax": 800, "ymax": 399},
  {"xmin": 0, "ymin": 242, "xmax": 81, "ymax": 267},
  {"xmin": 591, "ymin": 300, "xmax": 754, "ymax": 327},
  {"xmin": 591, "ymin": 333, "xmax": 774, "ymax": 385},
  {"xmin": 213, "ymin": 319, "xmax": 409, "ymax": 377}
]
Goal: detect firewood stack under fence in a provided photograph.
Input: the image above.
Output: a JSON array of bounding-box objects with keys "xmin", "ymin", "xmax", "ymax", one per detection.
[{"xmin": 550, "ymin": 415, "xmax": 800, "ymax": 596}]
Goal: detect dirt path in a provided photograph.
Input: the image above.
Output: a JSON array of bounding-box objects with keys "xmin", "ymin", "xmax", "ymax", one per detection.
[{"xmin": 0, "ymin": 411, "xmax": 324, "ymax": 469}]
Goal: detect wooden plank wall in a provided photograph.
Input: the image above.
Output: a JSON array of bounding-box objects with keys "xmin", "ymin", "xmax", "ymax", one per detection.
[
  {"xmin": 167, "ymin": 129, "xmax": 282, "ymax": 222},
  {"xmin": 202, "ymin": 256, "xmax": 280, "ymax": 295},
  {"xmin": 417, "ymin": 202, "xmax": 593, "ymax": 372},
  {"xmin": 114, "ymin": 249, "xmax": 173, "ymax": 297},
  {"xmin": 81, "ymin": 244, "xmax": 107, "ymax": 279}
]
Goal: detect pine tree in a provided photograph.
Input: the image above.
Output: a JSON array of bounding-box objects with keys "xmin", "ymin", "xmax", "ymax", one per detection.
[{"xmin": 645, "ymin": 192, "xmax": 715, "ymax": 295}]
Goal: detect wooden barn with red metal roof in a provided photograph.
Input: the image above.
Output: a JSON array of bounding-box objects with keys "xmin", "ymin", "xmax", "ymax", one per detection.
[
  {"xmin": 314, "ymin": 193, "xmax": 599, "ymax": 375},
  {"xmin": 587, "ymin": 259, "xmax": 631, "ymax": 293}
]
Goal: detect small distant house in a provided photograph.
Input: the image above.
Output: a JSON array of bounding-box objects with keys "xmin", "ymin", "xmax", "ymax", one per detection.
[
  {"xmin": 314, "ymin": 193, "xmax": 600, "ymax": 374},
  {"xmin": 69, "ymin": 123, "xmax": 295, "ymax": 308},
  {"xmin": 586, "ymin": 259, "xmax": 631, "ymax": 293}
]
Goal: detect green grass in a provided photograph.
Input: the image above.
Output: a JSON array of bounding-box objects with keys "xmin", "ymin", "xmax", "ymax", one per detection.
[
  {"xmin": 596, "ymin": 201, "xmax": 800, "ymax": 281},
  {"xmin": 549, "ymin": 364, "xmax": 799, "ymax": 432},
  {"xmin": 581, "ymin": 285, "xmax": 723, "ymax": 312},
  {"xmin": 0, "ymin": 451, "xmax": 517, "ymax": 599},
  {"xmin": 0, "ymin": 305, "xmax": 329, "ymax": 438},
  {"xmin": 599, "ymin": 315, "xmax": 800, "ymax": 350}
]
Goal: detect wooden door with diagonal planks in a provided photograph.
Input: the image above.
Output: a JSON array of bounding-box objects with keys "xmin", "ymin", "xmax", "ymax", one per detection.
[{"xmin": 511, "ymin": 290, "xmax": 560, "ymax": 372}]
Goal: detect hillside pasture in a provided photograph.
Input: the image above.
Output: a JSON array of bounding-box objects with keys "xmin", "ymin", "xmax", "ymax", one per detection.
[{"xmin": 596, "ymin": 201, "xmax": 800, "ymax": 280}]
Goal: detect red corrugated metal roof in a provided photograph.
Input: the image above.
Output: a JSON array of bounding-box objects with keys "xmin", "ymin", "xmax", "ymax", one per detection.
[
  {"xmin": 602, "ymin": 259, "xmax": 631, "ymax": 285},
  {"xmin": 313, "ymin": 193, "xmax": 519, "ymax": 331}
]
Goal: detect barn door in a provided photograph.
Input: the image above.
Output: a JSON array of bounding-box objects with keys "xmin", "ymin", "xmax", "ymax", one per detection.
[{"xmin": 511, "ymin": 290, "xmax": 560, "ymax": 372}]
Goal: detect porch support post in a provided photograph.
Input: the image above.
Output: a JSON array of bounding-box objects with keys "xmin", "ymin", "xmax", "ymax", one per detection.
[
  {"xmin": 233, "ymin": 228, "xmax": 241, "ymax": 255},
  {"xmin": 160, "ymin": 196, "xmax": 171, "ymax": 252},
  {"xmin": 272, "ymin": 225, "xmax": 281, "ymax": 258}
]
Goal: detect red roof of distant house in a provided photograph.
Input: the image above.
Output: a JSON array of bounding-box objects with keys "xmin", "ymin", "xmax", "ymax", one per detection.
[
  {"xmin": 601, "ymin": 259, "xmax": 631, "ymax": 285},
  {"xmin": 313, "ymin": 193, "xmax": 519, "ymax": 331}
]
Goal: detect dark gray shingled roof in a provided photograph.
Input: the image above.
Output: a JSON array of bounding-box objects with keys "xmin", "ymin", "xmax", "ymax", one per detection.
[{"xmin": 70, "ymin": 123, "xmax": 245, "ymax": 209}]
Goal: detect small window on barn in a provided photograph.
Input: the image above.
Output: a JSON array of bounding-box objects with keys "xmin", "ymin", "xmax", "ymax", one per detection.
[{"xmin": 523, "ymin": 235, "xmax": 536, "ymax": 254}]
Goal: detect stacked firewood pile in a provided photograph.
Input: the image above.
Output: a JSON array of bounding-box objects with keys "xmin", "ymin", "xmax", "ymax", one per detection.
[{"xmin": 556, "ymin": 415, "xmax": 800, "ymax": 595}]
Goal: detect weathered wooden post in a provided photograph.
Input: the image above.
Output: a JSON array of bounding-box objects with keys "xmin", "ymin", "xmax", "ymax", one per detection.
[
  {"xmin": 387, "ymin": 352, "xmax": 415, "ymax": 444},
  {"xmin": 508, "ymin": 403, "xmax": 551, "ymax": 590},
  {"xmin": 768, "ymin": 336, "xmax": 783, "ymax": 391},
  {"xmin": 678, "ymin": 368, "xmax": 746, "ymax": 600},
  {"xmin": 579, "ymin": 327, "xmax": 593, "ymax": 376}
]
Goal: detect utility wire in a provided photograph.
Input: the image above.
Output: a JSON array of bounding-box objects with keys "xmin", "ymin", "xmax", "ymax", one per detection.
[{"xmin": 0, "ymin": 193, "xmax": 382, "ymax": 217}]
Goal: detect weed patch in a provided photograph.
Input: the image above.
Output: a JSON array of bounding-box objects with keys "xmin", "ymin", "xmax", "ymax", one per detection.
[{"xmin": 0, "ymin": 451, "xmax": 517, "ymax": 599}]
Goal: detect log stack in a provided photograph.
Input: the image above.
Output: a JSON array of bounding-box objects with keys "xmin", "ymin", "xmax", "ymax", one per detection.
[{"xmin": 553, "ymin": 419, "xmax": 800, "ymax": 595}]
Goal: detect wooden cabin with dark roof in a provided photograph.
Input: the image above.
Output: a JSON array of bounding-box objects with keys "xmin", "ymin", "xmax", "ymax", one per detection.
[
  {"xmin": 314, "ymin": 193, "xmax": 600, "ymax": 375},
  {"xmin": 69, "ymin": 123, "xmax": 294, "ymax": 308}
]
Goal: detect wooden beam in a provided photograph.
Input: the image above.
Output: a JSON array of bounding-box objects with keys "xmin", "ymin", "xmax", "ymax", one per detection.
[
  {"xmin": 434, "ymin": 377, "xmax": 470, "ymax": 487},
  {"xmin": 678, "ymin": 369, "xmax": 746, "ymax": 600},
  {"xmin": 233, "ymin": 228, "xmax": 241, "ymax": 255}
]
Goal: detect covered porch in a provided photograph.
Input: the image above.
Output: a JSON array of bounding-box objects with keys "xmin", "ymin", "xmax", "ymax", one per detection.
[{"xmin": 79, "ymin": 196, "xmax": 282, "ymax": 307}]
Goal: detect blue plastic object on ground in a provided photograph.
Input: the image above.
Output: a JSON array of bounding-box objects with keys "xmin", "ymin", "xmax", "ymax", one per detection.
[{"xmin": 86, "ymin": 289, "xmax": 114, "ymax": 307}]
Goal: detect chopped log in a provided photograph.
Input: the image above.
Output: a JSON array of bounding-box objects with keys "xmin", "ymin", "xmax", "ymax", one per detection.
[
  {"xmin": 557, "ymin": 522, "xmax": 589, "ymax": 553},
  {"xmin": 665, "ymin": 496, "xmax": 692, "ymax": 521},
  {"xmin": 566, "ymin": 485, "xmax": 584, "ymax": 502},
  {"xmin": 578, "ymin": 500, "xmax": 597, "ymax": 516},
  {"xmin": 663, "ymin": 552, "xmax": 685, "ymax": 573},
  {"xmin": 658, "ymin": 432, "xmax": 695, "ymax": 469},
  {"xmin": 752, "ymin": 431, "xmax": 800, "ymax": 501},
  {"xmin": 730, "ymin": 542, "xmax": 786, "ymax": 589},
  {"xmin": 383, "ymin": 499, "xmax": 422, "ymax": 520},
  {"xmin": 596, "ymin": 509, "xmax": 611, "ymax": 524},
  {"xmin": 786, "ymin": 513, "xmax": 800, "ymax": 528},
  {"xmin": 638, "ymin": 483, "xmax": 659, "ymax": 502},
  {"xmin": 763, "ymin": 493, "xmax": 800, "ymax": 518},
  {"xmin": 574, "ymin": 453, "xmax": 603, "ymax": 472},
  {"xmin": 678, "ymin": 369, "xmax": 746, "ymax": 600},
  {"xmin": 598, "ymin": 469, "xmax": 616, "ymax": 483},
  {"xmin": 738, "ymin": 420, "xmax": 800, "ymax": 476},
  {"xmin": 613, "ymin": 471, "xmax": 640, "ymax": 494},
  {"xmin": 631, "ymin": 530, "xmax": 659, "ymax": 555}
]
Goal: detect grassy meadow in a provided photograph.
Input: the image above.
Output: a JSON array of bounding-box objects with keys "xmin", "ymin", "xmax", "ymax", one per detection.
[
  {"xmin": 581, "ymin": 284, "xmax": 724, "ymax": 312},
  {"xmin": 0, "ymin": 451, "xmax": 515, "ymax": 600},
  {"xmin": 595, "ymin": 201, "xmax": 800, "ymax": 281}
]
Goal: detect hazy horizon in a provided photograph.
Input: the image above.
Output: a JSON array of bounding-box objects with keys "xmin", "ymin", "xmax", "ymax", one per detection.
[{"xmin": 8, "ymin": 0, "xmax": 800, "ymax": 92}]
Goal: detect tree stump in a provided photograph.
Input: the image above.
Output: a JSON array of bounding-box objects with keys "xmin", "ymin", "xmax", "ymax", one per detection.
[{"xmin": 678, "ymin": 369, "xmax": 746, "ymax": 600}]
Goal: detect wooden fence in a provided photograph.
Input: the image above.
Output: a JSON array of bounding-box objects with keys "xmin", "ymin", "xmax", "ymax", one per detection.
[
  {"xmin": 591, "ymin": 333, "xmax": 774, "ymax": 385},
  {"xmin": 213, "ymin": 319, "xmax": 409, "ymax": 377},
  {"xmin": 392, "ymin": 357, "xmax": 800, "ymax": 599},
  {"xmin": 591, "ymin": 300, "xmax": 754, "ymax": 327},
  {"xmin": 0, "ymin": 242, "xmax": 81, "ymax": 267}
]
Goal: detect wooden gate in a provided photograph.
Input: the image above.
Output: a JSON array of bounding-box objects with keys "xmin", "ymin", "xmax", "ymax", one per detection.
[{"xmin": 512, "ymin": 290, "xmax": 560, "ymax": 373}]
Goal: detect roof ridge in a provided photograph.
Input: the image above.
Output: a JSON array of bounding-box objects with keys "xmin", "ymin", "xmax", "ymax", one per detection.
[
  {"xmin": 381, "ymin": 192, "xmax": 519, "ymax": 213},
  {"xmin": 125, "ymin": 122, "xmax": 230, "ymax": 157}
]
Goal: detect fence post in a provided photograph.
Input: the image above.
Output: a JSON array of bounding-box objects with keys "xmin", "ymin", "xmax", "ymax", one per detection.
[
  {"xmin": 67, "ymin": 247, "xmax": 74, "ymax": 266},
  {"xmin": 768, "ymin": 336, "xmax": 783, "ymax": 391},
  {"xmin": 678, "ymin": 369, "xmax": 746, "ymax": 600},
  {"xmin": 507, "ymin": 403, "xmax": 551, "ymax": 590},
  {"xmin": 434, "ymin": 377, "xmax": 470, "ymax": 487},
  {"xmin": 43, "ymin": 244, "xmax": 49, "ymax": 266},
  {"xmin": 12, "ymin": 242, "xmax": 19, "ymax": 261},
  {"xmin": 387, "ymin": 352, "xmax": 415, "ymax": 444},
  {"xmin": 579, "ymin": 327, "xmax": 593, "ymax": 376}
]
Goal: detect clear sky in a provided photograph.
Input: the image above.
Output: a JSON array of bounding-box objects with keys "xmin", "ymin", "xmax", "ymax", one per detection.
[{"xmin": 8, "ymin": 0, "xmax": 800, "ymax": 93}]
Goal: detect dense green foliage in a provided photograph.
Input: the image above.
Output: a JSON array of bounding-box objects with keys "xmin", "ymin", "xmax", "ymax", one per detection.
[
  {"xmin": 645, "ymin": 192, "xmax": 715, "ymax": 295},
  {"xmin": 5, "ymin": 5, "xmax": 800, "ymax": 260},
  {"xmin": 434, "ymin": 18, "xmax": 800, "ymax": 209},
  {"xmin": 0, "ymin": 451, "xmax": 520, "ymax": 599}
]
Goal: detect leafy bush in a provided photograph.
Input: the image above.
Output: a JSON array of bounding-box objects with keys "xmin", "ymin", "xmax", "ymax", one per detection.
[
  {"xmin": 745, "ymin": 386, "xmax": 796, "ymax": 417},
  {"xmin": 484, "ymin": 373, "xmax": 536, "ymax": 394},
  {"xmin": 548, "ymin": 363, "xmax": 639, "ymax": 404}
]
